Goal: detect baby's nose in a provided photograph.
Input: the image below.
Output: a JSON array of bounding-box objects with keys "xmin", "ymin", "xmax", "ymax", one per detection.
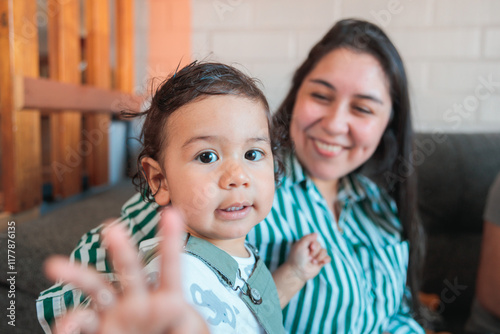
[{"xmin": 219, "ymin": 162, "xmax": 250, "ymax": 189}]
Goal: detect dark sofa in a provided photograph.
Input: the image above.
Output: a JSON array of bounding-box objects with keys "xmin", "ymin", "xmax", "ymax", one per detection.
[
  {"xmin": 416, "ymin": 132, "xmax": 500, "ymax": 333},
  {"xmin": 1, "ymin": 132, "xmax": 499, "ymax": 334}
]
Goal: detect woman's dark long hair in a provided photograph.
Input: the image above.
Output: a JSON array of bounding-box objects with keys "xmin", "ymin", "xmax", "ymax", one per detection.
[{"xmin": 274, "ymin": 19, "xmax": 425, "ymax": 319}]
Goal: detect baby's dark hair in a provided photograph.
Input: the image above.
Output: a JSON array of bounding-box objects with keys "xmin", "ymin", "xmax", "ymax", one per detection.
[{"xmin": 122, "ymin": 61, "xmax": 282, "ymax": 202}]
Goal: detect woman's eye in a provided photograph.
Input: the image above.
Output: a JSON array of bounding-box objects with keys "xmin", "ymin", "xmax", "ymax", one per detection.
[
  {"xmin": 354, "ymin": 106, "xmax": 372, "ymax": 114},
  {"xmin": 196, "ymin": 151, "xmax": 218, "ymax": 164},
  {"xmin": 245, "ymin": 150, "xmax": 264, "ymax": 161},
  {"xmin": 312, "ymin": 93, "xmax": 329, "ymax": 101}
]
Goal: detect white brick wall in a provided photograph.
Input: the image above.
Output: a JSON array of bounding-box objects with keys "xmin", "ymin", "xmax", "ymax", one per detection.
[
  {"xmin": 191, "ymin": 0, "xmax": 500, "ymax": 133},
  {"xmin": 434, "ymin": 0, "xmax": 500, "ymax": 26},
  {"xmin": 390, "ymin": 29, "xmax": 482, "ymax": 59},
  {"xmin": 485, "ymin": 29, "xmax": 500, "ymax": 59},
  {"xmin": 212, "ymin": 31, "xmax": 294, "ymax": 61},
  {"xmin": 341, "ymin": 0, "xmax": 434, "ymax": 27},
  {"xmin": 135, "ymin": 0, "xmax": 150, "ymax": 94}
]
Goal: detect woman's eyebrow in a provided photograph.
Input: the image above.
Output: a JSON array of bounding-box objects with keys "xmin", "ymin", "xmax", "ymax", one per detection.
[
  {"xmin": 354, "ymin": 94, "xmax": 384, "ymax": 105},
  {"xmin": 310, "ymin": 79, "xmax": 335, "ymax": 90}
]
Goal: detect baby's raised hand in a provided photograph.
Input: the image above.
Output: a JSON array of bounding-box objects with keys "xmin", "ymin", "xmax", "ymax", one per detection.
[
  {"xmin": 44, "ymin": 208, "xmax": 209, "ymax": 334},
  {"xmin": 272, "ymin": 233, "xmax": 330, "ymax": 308},
  {"xmin": 287, "ymin": 233, "xmax": 331, "ymax": 281}
]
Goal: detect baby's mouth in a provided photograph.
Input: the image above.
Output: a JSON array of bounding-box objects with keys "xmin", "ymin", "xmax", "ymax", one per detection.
[
  {"xmin": 222, "ymin": 206, "xmax": 246, "ymax": 212},
  {"xmin": 216, "ymin": 202, "xmax": 253, "ymax": 220}
]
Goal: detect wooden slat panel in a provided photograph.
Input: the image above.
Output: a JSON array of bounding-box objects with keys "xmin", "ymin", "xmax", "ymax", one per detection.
[
  {"xmin": 116, "ymin": 0, "xmax": 134, "ymax": 93},
  {"xmin": 0, "ymin": 0, "xmax": 42, "ymax": 213},
  {"xmin": 85, "ymin": 0, "xmax": 110, "ymax": 186},
  {"xmin": 0, "ymin": 0, "xmax": 15, "ymax": 211},
  {"xmin": 21, "ymin": 76, "xmax": 142, "ymax": 113},
  {"xmin": 48, "ymin": 0, "xmax": 82, "ymax": 198}
]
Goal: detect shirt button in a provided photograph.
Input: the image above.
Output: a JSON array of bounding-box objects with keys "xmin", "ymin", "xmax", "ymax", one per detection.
[{"xmin": 250, "ymin": 288, "xmax": 262, "ymax": 305}]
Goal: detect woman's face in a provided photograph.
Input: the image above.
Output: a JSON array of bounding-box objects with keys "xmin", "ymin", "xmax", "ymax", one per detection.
[{"xmin": 290, "ymin": 48, "xmax": 393, "ymax": 185}]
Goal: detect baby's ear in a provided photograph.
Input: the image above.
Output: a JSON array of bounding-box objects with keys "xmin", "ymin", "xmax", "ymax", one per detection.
[{"xmin": 141, "ymin": 157, "xmax": 170, "ymax": 206}]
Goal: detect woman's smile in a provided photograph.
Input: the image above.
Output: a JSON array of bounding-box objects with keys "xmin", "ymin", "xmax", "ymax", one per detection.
[{"xmin": 312, "ymin": 137, "xmax": 344, "ymax": 157}]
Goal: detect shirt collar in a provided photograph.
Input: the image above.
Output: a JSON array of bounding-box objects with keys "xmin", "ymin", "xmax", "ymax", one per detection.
[
  {"xmin": 286, "ymin": 154, "xmax": 308, "ymax": 185},
  {"xmin": 283, "ymin": 154, "xmax": 374, "ymax": 204}
]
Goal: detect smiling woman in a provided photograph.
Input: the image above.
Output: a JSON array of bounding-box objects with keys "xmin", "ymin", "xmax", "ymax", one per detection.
[
  {"xmin": 290, "ymin": 48, "xmax": 393, "ymax": 204},
  {"xmin": 249, "ymin": 18, "xmax": 425, "ymax": 333}
]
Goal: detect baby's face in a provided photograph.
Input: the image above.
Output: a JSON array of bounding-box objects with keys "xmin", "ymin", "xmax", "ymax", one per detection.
[{"xmin": 161, "ymin": 95, "xmax": 275, "ymax": 255}]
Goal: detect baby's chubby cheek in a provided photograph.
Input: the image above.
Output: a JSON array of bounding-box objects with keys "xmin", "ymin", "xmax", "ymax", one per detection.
[{"xmin": 258, "ymin": 184, "xmax": 275, "ymax": 222}]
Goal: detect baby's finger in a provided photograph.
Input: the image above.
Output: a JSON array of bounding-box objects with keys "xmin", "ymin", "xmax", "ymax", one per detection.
[
  {"xmin": 45, "ymin": 256, "xmax": 116, "ymax": 310},
  {"xmin": 308, "ymin": 240, "xmax": 324, "ymax": 257},
  {"xmin": 302, "ymin": 232, "xmax": 318, "ymax": 243},
  {"xmin": 158, "ymin": 207, "xmax": 184, "ymax": 291},
  {"xmin": 103, "ymin": 224, "xmax": 147, "ymax": 296},
  {"xmin": 294, "ymin": 233, "xmax": 318, "ymax": 251},
  {"xmin": 53, "ymin": 309, "xmax": 99, "ymax": 334},
  {"xmin": 314, "ymin": 249, "xmax": 331, "ymax": 265}
]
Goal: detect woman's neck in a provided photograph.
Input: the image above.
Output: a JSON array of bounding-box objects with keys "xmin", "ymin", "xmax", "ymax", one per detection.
[{"xmin": 311, "ymin": 177, "xmax": 339, "ymax": 219}]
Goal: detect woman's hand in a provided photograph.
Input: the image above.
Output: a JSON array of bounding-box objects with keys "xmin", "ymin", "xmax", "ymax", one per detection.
[{"xmin": 44, "ymin": 208, "xmax": 209, "ymax": 334}]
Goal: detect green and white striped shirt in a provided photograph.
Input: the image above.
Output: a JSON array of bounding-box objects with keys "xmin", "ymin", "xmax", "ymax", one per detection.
[
  {"xmin": 246, "ymin": 156, "xmax": 424, "ymax": 334},
  {"xmin": 36, "ymin": 155, "xmax": 423, "ymax": 333}
]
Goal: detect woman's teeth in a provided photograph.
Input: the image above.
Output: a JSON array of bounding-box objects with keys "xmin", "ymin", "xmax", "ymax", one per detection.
[
  {"xmin": 223, "ymin": 206, "xmax": 244, "ymax": 212},
  {"xmin": 315, "ymin": 140, "xmax": 341, "ymax": 153}
]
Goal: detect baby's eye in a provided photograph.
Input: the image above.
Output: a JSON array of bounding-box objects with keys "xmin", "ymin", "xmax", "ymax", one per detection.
[
  {"xmin": 196, "ymin": 151, "xmax": 218, "ymax": 164},
  {"xmin": 245, "ymin": 150, "xmax": 264, "ymax": 161}
]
